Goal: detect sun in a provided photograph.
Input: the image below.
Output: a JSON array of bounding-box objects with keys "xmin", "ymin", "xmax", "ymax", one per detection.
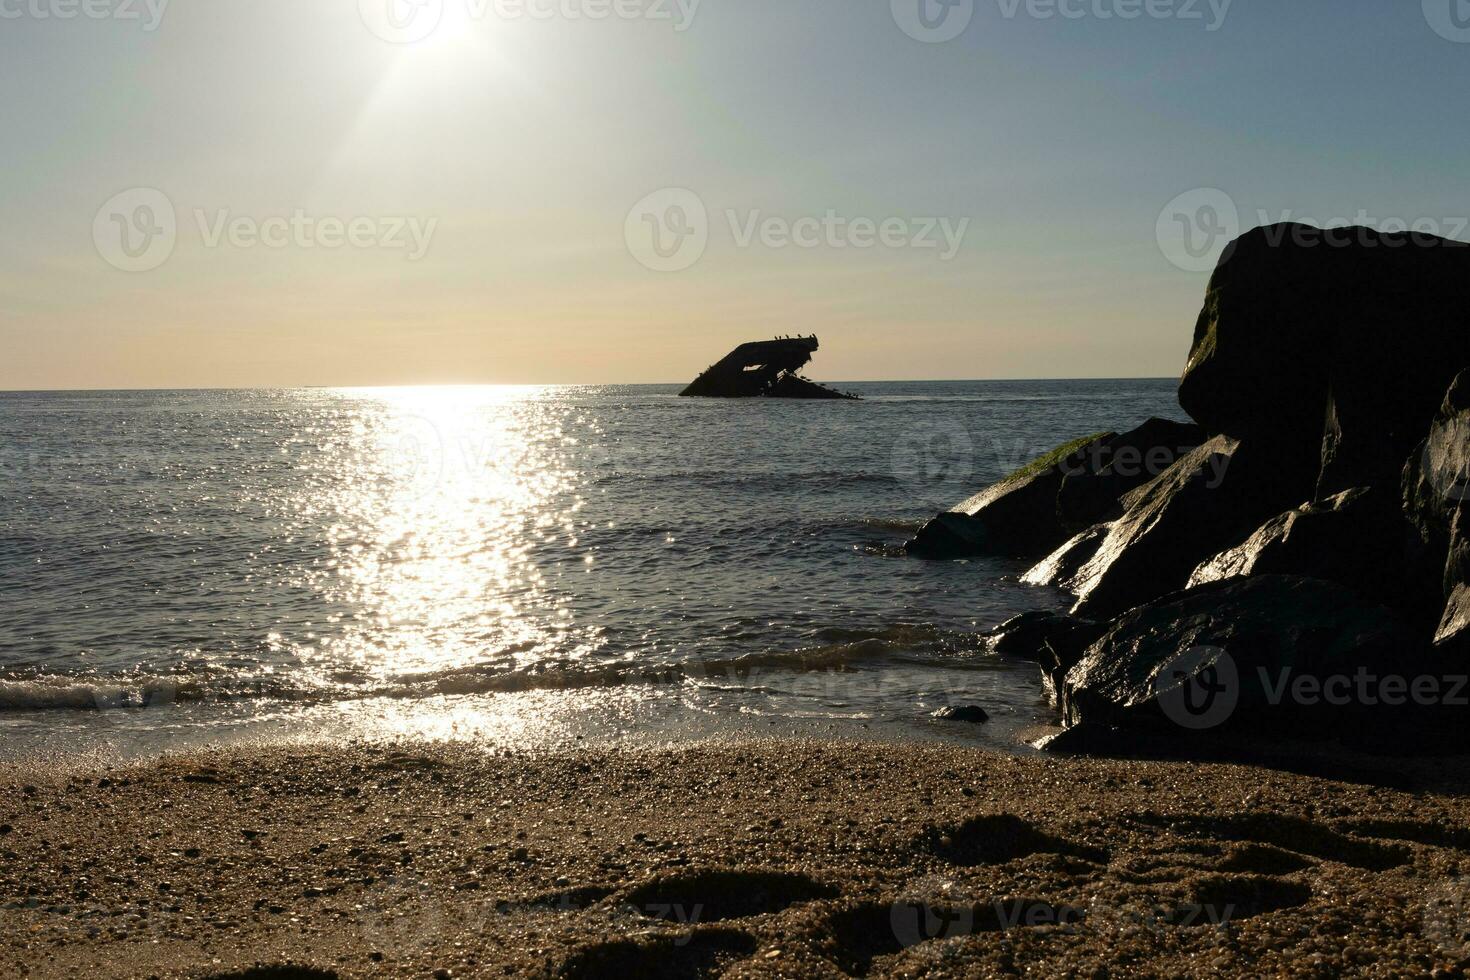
[
  {"xmin": 418, "ymin": 1, "xmax": 483, "ymax": 50},
  {"xmin": 361, "ymin": 0, "xmax": 484, "ymax": 50}
]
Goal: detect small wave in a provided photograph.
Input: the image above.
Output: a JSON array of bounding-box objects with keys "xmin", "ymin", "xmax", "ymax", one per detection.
[
  {"xmin": 593, "ymin": 470, "xmax": 902, "ymax": 488},
  {"xmin": 857, "ymin": 541, "xmax": 909, "ymax": 558},
  {"xmin": 807, "ymin": 623, "xmax": 987, "ymax": 654},
  {"xmin": 0, "ymin": 675, "xmax": 209, "ymax": 711},
  {"xmin": 0, "ymin": 624, "xmax": 991, "ymax": 712},
  {"xmin": 854, "ymin": 517, "xmax": 926, "ymax": 533}
]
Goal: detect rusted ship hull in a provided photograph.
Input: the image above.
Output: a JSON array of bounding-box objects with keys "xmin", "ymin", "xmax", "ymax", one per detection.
[{"xmin": 679, "ymin": 336, "xmax": 857, "ymax": 399}]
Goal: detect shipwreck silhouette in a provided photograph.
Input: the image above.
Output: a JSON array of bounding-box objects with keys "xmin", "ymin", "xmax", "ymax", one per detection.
[{"xmin": 679, "ymin": 336, "xmax": 858, "ymax": 399}]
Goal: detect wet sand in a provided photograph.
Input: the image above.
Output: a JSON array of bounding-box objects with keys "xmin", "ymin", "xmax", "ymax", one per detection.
[{"xmin": 4, "ymin": 740, "xmax": 1470, "ymax": 978}]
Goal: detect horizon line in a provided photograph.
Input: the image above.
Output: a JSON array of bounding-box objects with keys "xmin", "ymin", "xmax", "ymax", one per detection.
[{"xmin": 0, "ymin": 376, "xmax": 1181, "ymax": 395}]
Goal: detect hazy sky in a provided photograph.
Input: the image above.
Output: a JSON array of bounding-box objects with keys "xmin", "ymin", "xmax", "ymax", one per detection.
[{"xmin": 2, "ymin": 0, "xmax": 1468, "ymax": 389}]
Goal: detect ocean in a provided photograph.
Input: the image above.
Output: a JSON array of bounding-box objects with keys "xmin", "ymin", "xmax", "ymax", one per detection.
[{"xmin": 0, "ymin": 380, "xmax": 1183, "ymax": 761}]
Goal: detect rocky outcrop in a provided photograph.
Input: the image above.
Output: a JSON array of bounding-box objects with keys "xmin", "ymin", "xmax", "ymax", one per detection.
[
  {"xmin": 983, "ymin": 611, "xmax": 1105, "ymax": 706},
  {"xmin": 983, "ymin": 611, "xmax": 1079, "ymax": 660},
  {"xmin": 1187, "ymin": 487, "xmax": 1408, "ymax": 605},
  {"xmin": 1179, "ymin": 224, "xmax": 1470, "ymax": 495},
  {"xmin": 1055, "ymin": 418, "xmax": 1204, "ymax": 529},
  {"xmin": 1061, "ymin": 575, "xmax": 1414, "ymax": 734},
  {"xmin": 947, "ymin": 226, "xmax": 1470, "ymax": 753},
  {"xmin": 1068, "ymin": 436, "xmax": 1312, "ymax": 619},
  {"xmin": 904, "ymin": 432, "xmax": 1113, "ymax": 559},
  {"xmin": 900, "ymin": 512, "xmax": 989, "ymax": 560},
  {"xmin": 1020, "ymin": 524, "xmax": 1110, "ymax": 590},
  {"xmin": 1404, "ymin": 369, "xmax": 1470, "ymax": 648},
  {"xmin": 1440, "ymin": 585, "xmax": 1470, "ymax": 649},
  {"xmin": 906, "ymin": 418, "xmax": 1205, "ymax": 562}
]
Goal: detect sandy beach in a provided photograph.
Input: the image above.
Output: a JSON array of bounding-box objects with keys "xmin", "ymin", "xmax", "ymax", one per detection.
[{"xmin": 5, "ymin": 740, "xmax": 1470, "ymax": 979}]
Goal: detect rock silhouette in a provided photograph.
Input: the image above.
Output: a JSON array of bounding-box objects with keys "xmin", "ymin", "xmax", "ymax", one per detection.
[
  {"xmin": 905, "ymin": 417, "xmax": 1203, "ymax": 560},
  {"xmin": 1055, "ymin": 417, "xmax": 1204, "ymax": 529},
  {"xmin": 1068, "ymin": 435, "xmax": 1307, "ymax": 620},
  {"xmin": 1178, "ymin": 223, "xmax": 1470, "ymax": 496},
  {"xmin": 1061, "ymin": 575, "xmax": 1411, "ymax": 734},
  {"xmin": 1404, "ymin": 369, "xmax": 1470, "ymax": 649},
  {"xmin": 921, "ymin": 224, "xmax": 1470, "ymax": 750},
  {"xmin": 1187, "ymin": 487, "xmax": 1408, "ymax": 604},
  {"xmin": 904, "ymin": 432, "xmax": 1113, "ymax": 558}
]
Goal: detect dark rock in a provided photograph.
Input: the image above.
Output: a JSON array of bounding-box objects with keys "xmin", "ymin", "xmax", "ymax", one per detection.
[
  {"xmin": 1177, "ymin": 225, "xmax": 1335, "ymax": 445},
  {"xmin": 1069, "ymin": 436, "xmax": 1313, "ymax": 619},
  {"xmin": 1061, "ymin": 575, "xmax": 1416, "ymax": 735},
  {"xmin": 1187, "ymin": 487, "xmax": 1409, "ymax": 605},
  {"xmin": 1178, "ymin": 223, "xmax": 1470, "ymax": 494},
  {"xmin": 1318, "ymin": 274, "xmax": 1470, "ymax": 497},
  {"xmin": 1404, "ymin": 369, "xmax": 1470, "ymax": 646},
  {"xmin": 982, "ymin": 611, "xmax": 1079, "ymax": 660},
  {"xmin": 904, "ymin": 432, "xmax": 1115, "ymax": 559},
  {"xmin": 1056, "ymin": 418, "xmax": 1205, "ymax": 528},
  {"xmin": 1033, "ymin": 723, "xmax": 1177, "ymax": 758},
  {"xmin": 1439, "ymin": 584, "xmax": 1470, "ymax": 646},
  {"xmin": 1403, "ymin": 383, "xmax": 1467, "ymax": 558},
  {"xmin": 901, "ymin": 512, "xmax": 989, "ymax": 560},
  {"xmin": 1021, "ymin": 524, "xmax": 1110, "ymax": 590},
  {"xmin": 932, "ymin": 705, "xmax": 989, "ymax": 724},
  {"xmin": 1038, "ymin": 629, "xmax": 1103, "ymax": 709},
  {"xmin": 980, "ymin": 610, "xmax": 1106, "ymax": 707}
]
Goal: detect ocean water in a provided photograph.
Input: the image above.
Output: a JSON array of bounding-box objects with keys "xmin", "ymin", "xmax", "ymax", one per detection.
[{"xmin": 0, "ymin": 381, "xmax": 1183, "ymax": 761}]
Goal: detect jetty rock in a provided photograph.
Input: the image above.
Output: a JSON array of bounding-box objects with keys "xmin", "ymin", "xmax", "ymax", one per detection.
[
  {"xmin": 1068, "ymin": 435, "xmax": 1314, "ymax": 620},
  {"xmin": 1186, "ymin": 487, "xmax": 1411, "ymax": 606},
  {"xmin": 1404, "ymin": 369, "xmax": 1470, "ymax": 649},
  {"xmin": 1179, "ymin": 223, "xmax": 1470, "ymax": 496},
  {"xmin": 1055, "ymin": 417, "xmax": 1203, "ymax": 529},
  {"xmin": 937, "ymin": 222, "xmax": 1470, "ymax": 753},
  {"xmin": 983, "ymin": 611, "xmax": 1106, "ymax": 707},
  {"xmin": 904, "ymin": 432, "xmax": 1112, "ymax": 559},
  {"xmin": 904, "ymin": 418, "xmax": 1203, "ymax": 560},
  {"xmin": 1020, "ymin": 524, "xmax": 1111, "ymax": 590},
  {"xmin": 1060, "ymin": 575, "xmax": 1415, "ymax": 736}
]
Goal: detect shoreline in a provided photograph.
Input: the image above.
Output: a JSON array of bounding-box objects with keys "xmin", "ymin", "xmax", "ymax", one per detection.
[
  {"xmin": 0, "ymin": 673, "xmax": 1062, "ymax": 767},
  {"xmin": 6, "ymin": 740, "xmax": 1470, "ymax": 978}
]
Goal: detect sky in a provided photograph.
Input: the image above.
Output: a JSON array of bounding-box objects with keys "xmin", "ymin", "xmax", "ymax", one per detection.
[{"xmin": 1, "ymin": 0, "xmax": 1468, "ymax": 390}]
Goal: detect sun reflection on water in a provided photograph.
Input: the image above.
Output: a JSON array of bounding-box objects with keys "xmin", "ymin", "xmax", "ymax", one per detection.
[
  {"xmin": 0, "ymin": 381, "xmax": 1162, "ymax": 760},
  {"xmin": 290, "ymin": 386, "xmax": 599, "ymax": 696}
]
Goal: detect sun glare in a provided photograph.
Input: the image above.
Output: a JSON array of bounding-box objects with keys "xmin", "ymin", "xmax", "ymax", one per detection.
[{"xmin": 304, "ymin": 385, "xmax": 578, "ymax": 685}]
